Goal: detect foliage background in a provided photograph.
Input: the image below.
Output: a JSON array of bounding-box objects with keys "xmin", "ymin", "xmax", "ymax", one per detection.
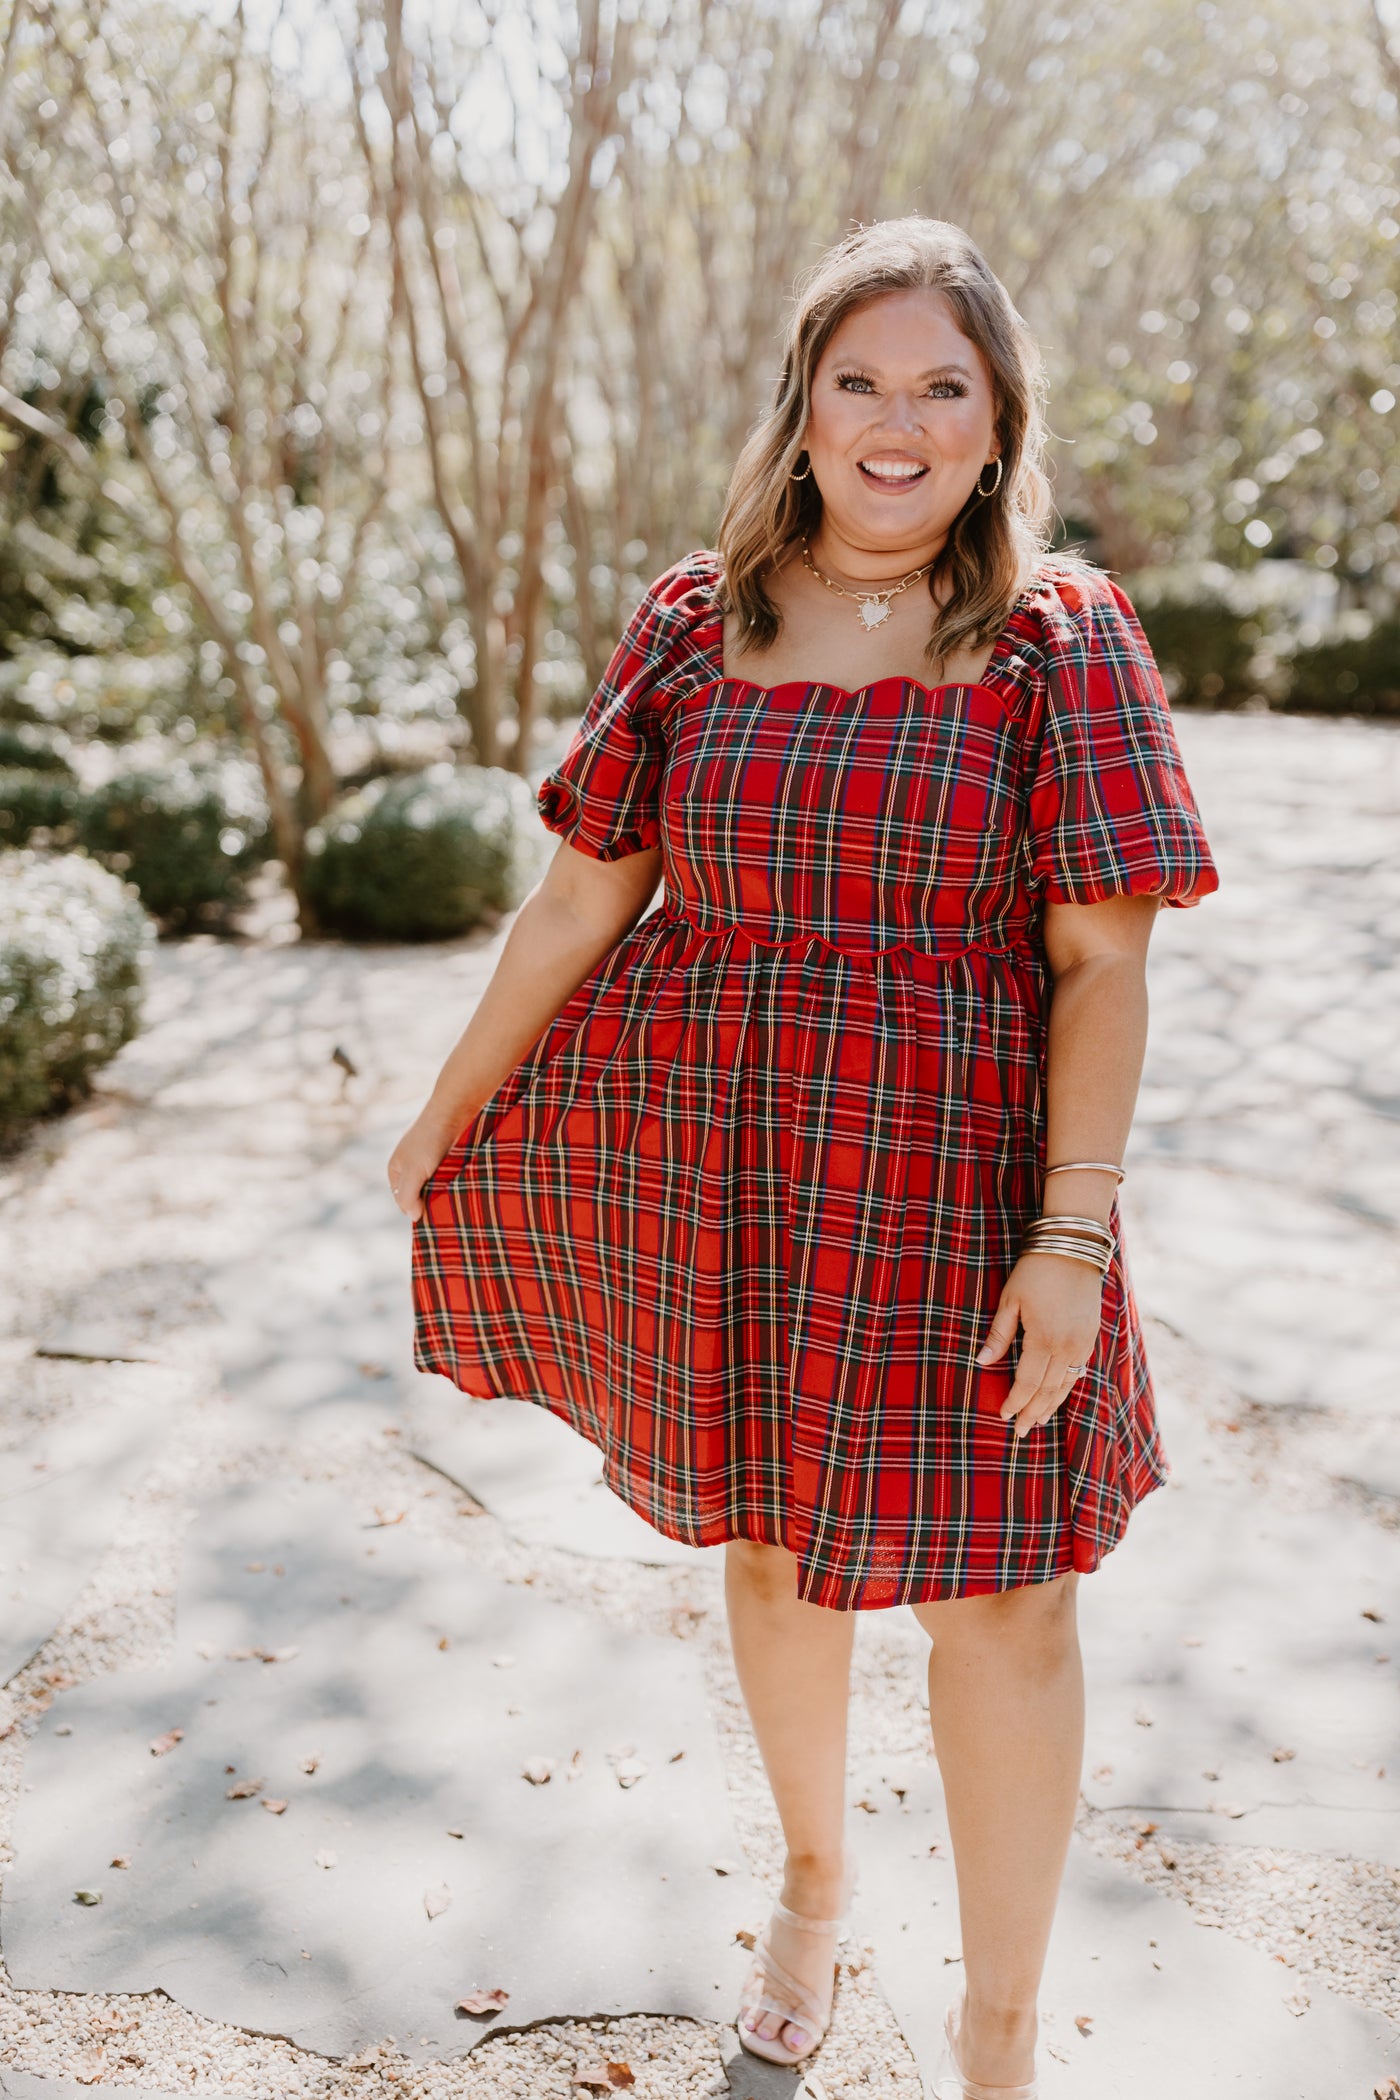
[{"xmin": 2, "ymin": 0, "xmax": 1398, "ymax": 909}]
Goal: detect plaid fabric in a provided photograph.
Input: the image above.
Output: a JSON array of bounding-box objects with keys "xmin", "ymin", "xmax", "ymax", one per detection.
[{"xmin": 413, "ymin": 548, "xmax": 1219, "ymax": 1610}]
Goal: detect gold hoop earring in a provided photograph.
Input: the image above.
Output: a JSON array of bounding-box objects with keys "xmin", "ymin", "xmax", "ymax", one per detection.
[
  {"xmin": 789, "ymin": 452, "xmax": 813, "ymax": 482},
  {"xmin": 975, "ymin": 456, "xmax": 1003, "ymax": 499}
]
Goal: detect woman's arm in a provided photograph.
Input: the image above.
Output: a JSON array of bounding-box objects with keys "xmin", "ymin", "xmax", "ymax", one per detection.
[
  {"xmin": 975, "ymin": 891, "xmax": 1161, "ymax": 1437},
  {"xmin": 387, "ymin": 840, "xmax": 664, "ymax": 1220}
]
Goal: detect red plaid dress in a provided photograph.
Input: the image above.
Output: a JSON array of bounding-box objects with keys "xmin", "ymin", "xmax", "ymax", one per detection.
[{"xmin": 413, "ymin": 548, "xmax": 1219, "ymax": 1610}]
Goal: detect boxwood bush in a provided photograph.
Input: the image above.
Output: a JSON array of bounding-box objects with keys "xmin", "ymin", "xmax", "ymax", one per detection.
[
  {"xmin": 0, "ymin": 725, "xmax": 74, "ymax": 773},
  {"xmin": 1280, "ymin": 618, "xmax": 1400, "ymax": 717},
  {"xmin": 304, "ymin": 763, "xmax": 550, "ymax": 941},
  {"xmin": 1132, "ymin": 594, "xmax": 1264, "ymax": 710},
  {"xmin": 0, "ymin": 766, "xmax": 82, "ymax": 848},
  {"xmin": 78, "ymin": 758, "xmax": 272, "ymax": 927},
  {"xmin": 0, "ymin": 851, "xmax": 155, "ymax": 1145}
]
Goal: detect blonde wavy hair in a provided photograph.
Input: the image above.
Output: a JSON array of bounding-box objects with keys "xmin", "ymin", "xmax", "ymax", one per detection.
[{"xmin": 715, "ymin": 215, "xmax": 1064, "ymax": 675}]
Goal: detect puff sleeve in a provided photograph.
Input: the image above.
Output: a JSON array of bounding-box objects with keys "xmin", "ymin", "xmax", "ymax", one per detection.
[
  {"xmin": 536, "ymin": 559, "xmax": 703, "ymax": 862},
  {"xmin": 1025, "ymin": 570, "xmax": 1220, "ymax": 910}
]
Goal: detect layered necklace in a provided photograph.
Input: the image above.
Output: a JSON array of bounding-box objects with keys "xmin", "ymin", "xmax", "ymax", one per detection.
[{"xmin": 802, "ymin": 536, "xmax": 936, "ymax": 632}]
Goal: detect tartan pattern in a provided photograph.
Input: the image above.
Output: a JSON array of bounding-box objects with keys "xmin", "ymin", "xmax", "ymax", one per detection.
[{"xmin": 413, "ymin": 548, "xmax": 1219, "ymax": 1610}]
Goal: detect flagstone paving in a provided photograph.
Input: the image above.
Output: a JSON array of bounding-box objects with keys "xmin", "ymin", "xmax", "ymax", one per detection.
[{"xmin": 1, "ymin": 709, "xmax": 1398, "ymax": 2098}]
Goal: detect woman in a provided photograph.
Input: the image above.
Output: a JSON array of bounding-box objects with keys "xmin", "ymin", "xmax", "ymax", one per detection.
[{"xmin": 393, "ymin": 215, "xmax": 1219, "ymax": 2100}]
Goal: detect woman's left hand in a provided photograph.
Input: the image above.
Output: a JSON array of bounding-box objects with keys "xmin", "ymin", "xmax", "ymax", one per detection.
[{"xmin": 974, "ymin": 1252, "xmax": 1105, "ymax": 1439}]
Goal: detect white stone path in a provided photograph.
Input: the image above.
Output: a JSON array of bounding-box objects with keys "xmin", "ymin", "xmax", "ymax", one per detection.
[{"xmin": 1, "ymin": 709, "xmax": 1398, "ymax": 2097}]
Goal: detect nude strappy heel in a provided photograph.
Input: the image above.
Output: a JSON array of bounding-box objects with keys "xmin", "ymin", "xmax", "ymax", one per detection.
[
  {"xmin": 736, "ymin": 1856, "xmax": 857, "ymax": 2068},
  {"xmin": 933, "ymin": 1996, "xmax": 1040, "ymax": 2100}
]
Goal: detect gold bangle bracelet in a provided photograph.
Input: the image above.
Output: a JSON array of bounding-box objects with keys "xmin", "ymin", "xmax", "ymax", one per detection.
[{"xmin": 1020, "ymin": 1243, "xmax": 1111, "ymax": 1273}]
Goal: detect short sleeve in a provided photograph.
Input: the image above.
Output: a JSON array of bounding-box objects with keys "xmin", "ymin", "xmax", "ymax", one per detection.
[
  {"xmin": 536, "ymin": 557, "xmax": 710, "ymax": 862},
  {"xmin": 1026, "ymin": 570, "xmax": 1220, "ymax": 910}
]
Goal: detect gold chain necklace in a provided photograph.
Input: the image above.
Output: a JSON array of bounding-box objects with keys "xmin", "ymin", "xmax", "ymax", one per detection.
[{"xmin": 802, "ymin": 537, "xmax": 936, "ymax": 632}]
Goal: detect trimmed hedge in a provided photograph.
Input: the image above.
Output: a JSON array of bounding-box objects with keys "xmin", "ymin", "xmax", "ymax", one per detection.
[
  {"xmin": 1133, "ymin": 595, "xmax": 1263, "ymax": 710},
  {"xmin": 1280, "ymin": 619, "xmax": 1400, "ymax": 717},
  {"xmin": 0, "ymin": 851, "xmax": 155, "ymax": 1145},
  {"xmin": 78, "ymin": 758, "xmax": 273, "ymax": 927},
  {"xmin": 0, "ymin": 766, "xmax": 82, "ymax": 848},
  {"xmin": 304, "ymin": 763, "xmax": 549, "ymax": 940},
  {"xmin": 0, "ymin": 726, "xmax": 74, "ymax": 772}
]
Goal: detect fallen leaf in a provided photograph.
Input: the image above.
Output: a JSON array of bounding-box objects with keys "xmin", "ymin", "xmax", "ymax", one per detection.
[
  {"xmin": 1074, "ymin": 2014, "xmax": 1094, "ymax": 2037},
  {"xmin": 572, "ymin": 2065, "xmax": 614, "ymax": 2094},
  {"xmin": 359, "ymin": 1361, "xmax": 389, "ymax": 1378},
  {"xmin": 1362, "ymin": 1609, "xmax": 1385, "ymax": 1624},
  {"xmin": 1200, "ymin": 1768, "xmax": 1220, "ymax": 1781},
  {"xmin": 315, "ymin": 1849, "xmax": 338, "ymax": 1869},
  {"xmin": 734, "ymin": 1927, "xmax": 757, "ymax": 1950},
  {"xmin": 1271, "ymin": 1746, "xmax": 1296, "ymax": 1763},
  {"xmin": 855, "ymin": 1796, "xmax": 880, "ymax": 1813},
  {"xmin": 447, "ymin": 1827, "xmax": 464, "ymax": 1839},
  {"xmin": 1158, "ymin": 1844, "xmax": 1179, "ymax": 1869},
  {"xmin": 669, "ymin": 1749, "xmax": 685, "ymax": 1763},
  {"xmin": 1283, "ymin": 1988, "xmax": 1310, "ymax": 2017},
  {"xmin": 455, "ymin": 1987, "xmax": 509, "ymax": 2017},
  {"xmin": 149, "ymin": 1729, "xmax": 184, "ymax": 1757},
  {"xmin": 522, "ymin": 1757, "xmax": 553, "ymax": 1785},
  {"xmin": 262, "ymin": 1798, "xmax": 288, "ymax": 1815},
  {"xmin": 90, "ymin": 2008, "xmax": 138, "ymax": 2035},
  {"xmin": 566, "ymin": 1749, "xmax": 584, "ymax": 1781},
  {"xmin": 225, "ymin": 1647, "xmax": 258, "ymax": 1662},
  {"xmin": 73, "ymin": 1888, "xmax": 103, "ymax": 1906},
  {"xmin": 1133, "ymin": 1705, "xmax": 1153, "ymax": 1728},
  {"xmin": 256, "ymin": 1646, "xmax": 300, "ymax": 1664},
  {"xmin": 370, "ymin": 1506, "xmax": 406, "ymax": 1527},
  {"xmin": 300, "ymin": 1754, "xmax": 321, "ymax": 1775},
  {"xmin": 438, "ymin": 1636, "xmax": 450, "ymax": 1651},
  {"xmin": 424, "ymin": 1883, "xmax": 452, "ymax": 1920},
  {"xmin": 614, "ymin": 1756, "xmax": 648, "ymax": 1789},
  {"xmin": 110, "ymin": 1855, "xmax": 131, "ymax": 1870},
  {"xmin": 605, "ymin": 2067, "xmax": 636, "ymax": 2090},
  {"xmin": 710, "ymin": 1859, "xmax": 741, "ymax": 1876},
  {"xmin": 225, "ymin": 1777, "xmax": 264, "ymax": 1799}
]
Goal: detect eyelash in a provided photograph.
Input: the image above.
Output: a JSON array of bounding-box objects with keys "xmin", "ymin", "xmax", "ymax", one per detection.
[{"xmin": 833, "ymin": 370, "xmax": 969, "ymax": 399}]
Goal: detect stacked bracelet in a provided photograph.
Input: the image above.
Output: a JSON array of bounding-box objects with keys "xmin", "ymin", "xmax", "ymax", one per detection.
[
  {"xmin": 1043, "ymin": 1161, "xmax": 1125, "ymax": 1185},
  {"xmin": 1020, "ymin": 1213, "xmax": 1115, "ymax": 1274}
]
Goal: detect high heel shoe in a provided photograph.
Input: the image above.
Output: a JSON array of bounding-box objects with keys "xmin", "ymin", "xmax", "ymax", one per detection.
[
  {"xmin": 932, "ymin": 1995, "xmax": 1040, "ymax": 2100},
  {"xmin": 736, "ymin": 1854, "xmax": 857, "ymax": 2068}
]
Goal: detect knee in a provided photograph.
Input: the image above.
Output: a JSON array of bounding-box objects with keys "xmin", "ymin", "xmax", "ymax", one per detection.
[
  {"xmin": 725, "ymin": 1537, "xmax": 802, "ymax": 1604},
  {"xmin": 914, "ymin": 1569, "xmax": 1081, "ymax": 1665}
]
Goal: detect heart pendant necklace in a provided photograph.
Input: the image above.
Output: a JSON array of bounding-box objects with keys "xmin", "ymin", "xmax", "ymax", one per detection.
[{"xmin": 802, "ymin": 537, "xmax": 936, "ymax": 633}]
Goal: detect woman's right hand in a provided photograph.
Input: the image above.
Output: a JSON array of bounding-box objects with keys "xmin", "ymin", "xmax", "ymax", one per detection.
[{"xmin": 387, "ymin": 1106, "xmax": 465, "ymax": 1222}]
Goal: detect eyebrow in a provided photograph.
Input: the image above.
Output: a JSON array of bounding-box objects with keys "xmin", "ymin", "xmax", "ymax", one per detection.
[{"xmin": 836, "ymin": 361, "xmax": 976, "ymax": 380}]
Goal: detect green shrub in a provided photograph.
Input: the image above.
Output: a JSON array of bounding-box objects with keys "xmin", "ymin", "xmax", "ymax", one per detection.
[
  {"xmin": 304, "ymin": 763, "xmax": 549, "ymax": 941},
  {"xmin": 0, "ymin": 767, "xmax": 82, "ymax": 848},
  {"xmin": 0, "ymin": 725, "xmax": 74, "ymax": 773},
  {"xmin": 78, "ymin": 758, "xmax": 272, "ymax": 927},
  {"xmin": 1280, "ymin": 618, "xmax": 1400, "ymax": 716},
  {"xmin": 0, "ymin": 851, "xmax": 155, "ymax": 1145},
  {"xmin": 1133, "ymin": 595, "xmax": 1263, "ymax": 709}
]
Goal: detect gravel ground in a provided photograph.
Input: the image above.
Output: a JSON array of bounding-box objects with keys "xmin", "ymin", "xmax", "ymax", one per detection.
[{"xmin": 2, "ymin": 780, "xmax": 1397, "ymax": 2093}]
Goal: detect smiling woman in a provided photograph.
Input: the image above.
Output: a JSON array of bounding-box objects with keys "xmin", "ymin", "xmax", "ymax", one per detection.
[{"xmin": 399, "ymin": 214, "xmax": 1219, "ymax": 2100}]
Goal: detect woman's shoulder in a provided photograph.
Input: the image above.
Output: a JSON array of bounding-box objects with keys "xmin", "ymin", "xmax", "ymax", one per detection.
[{"xmin": 1023, "ymin": 549, "xmax": 1132, "ymax": 620}]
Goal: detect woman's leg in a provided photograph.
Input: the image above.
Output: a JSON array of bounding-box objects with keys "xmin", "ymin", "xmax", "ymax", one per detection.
[
  {"xmin": 910, "ymin": 1568, "xmax": 1084, "ymax": 2089},
  {"xmin": 724, "ymin": 1539, "xmax": 857, "ymax": 2054}
]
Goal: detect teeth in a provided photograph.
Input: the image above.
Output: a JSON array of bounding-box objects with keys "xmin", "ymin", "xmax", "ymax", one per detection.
[{"xmin": 860, "ymin": 460, "xmax": 925, "ymax": 480}]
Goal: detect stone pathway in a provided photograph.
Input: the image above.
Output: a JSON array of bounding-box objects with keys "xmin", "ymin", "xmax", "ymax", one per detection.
[{"xmin": 1, "ymin": 709, "xmax": 1398, "ymax": 2097}]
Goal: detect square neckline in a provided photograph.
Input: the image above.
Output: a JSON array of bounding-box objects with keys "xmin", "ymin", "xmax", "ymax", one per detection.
[{"xmin": 691, "ymin": 558, "xmax": 1043, "ymax": 708}]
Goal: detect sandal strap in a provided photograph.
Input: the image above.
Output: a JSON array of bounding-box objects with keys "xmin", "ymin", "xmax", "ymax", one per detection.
[
  {"xmin": 942, "ymin": 2004, "xmax": 1039, "ymax": 2100},
  {"xmin": 769, "ymin": 1896, "xmax": 847, "ymax": 1935},
  {"xmin": 741, "ymin": 1932, "xmax": 834, "ymax": 2038}
]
